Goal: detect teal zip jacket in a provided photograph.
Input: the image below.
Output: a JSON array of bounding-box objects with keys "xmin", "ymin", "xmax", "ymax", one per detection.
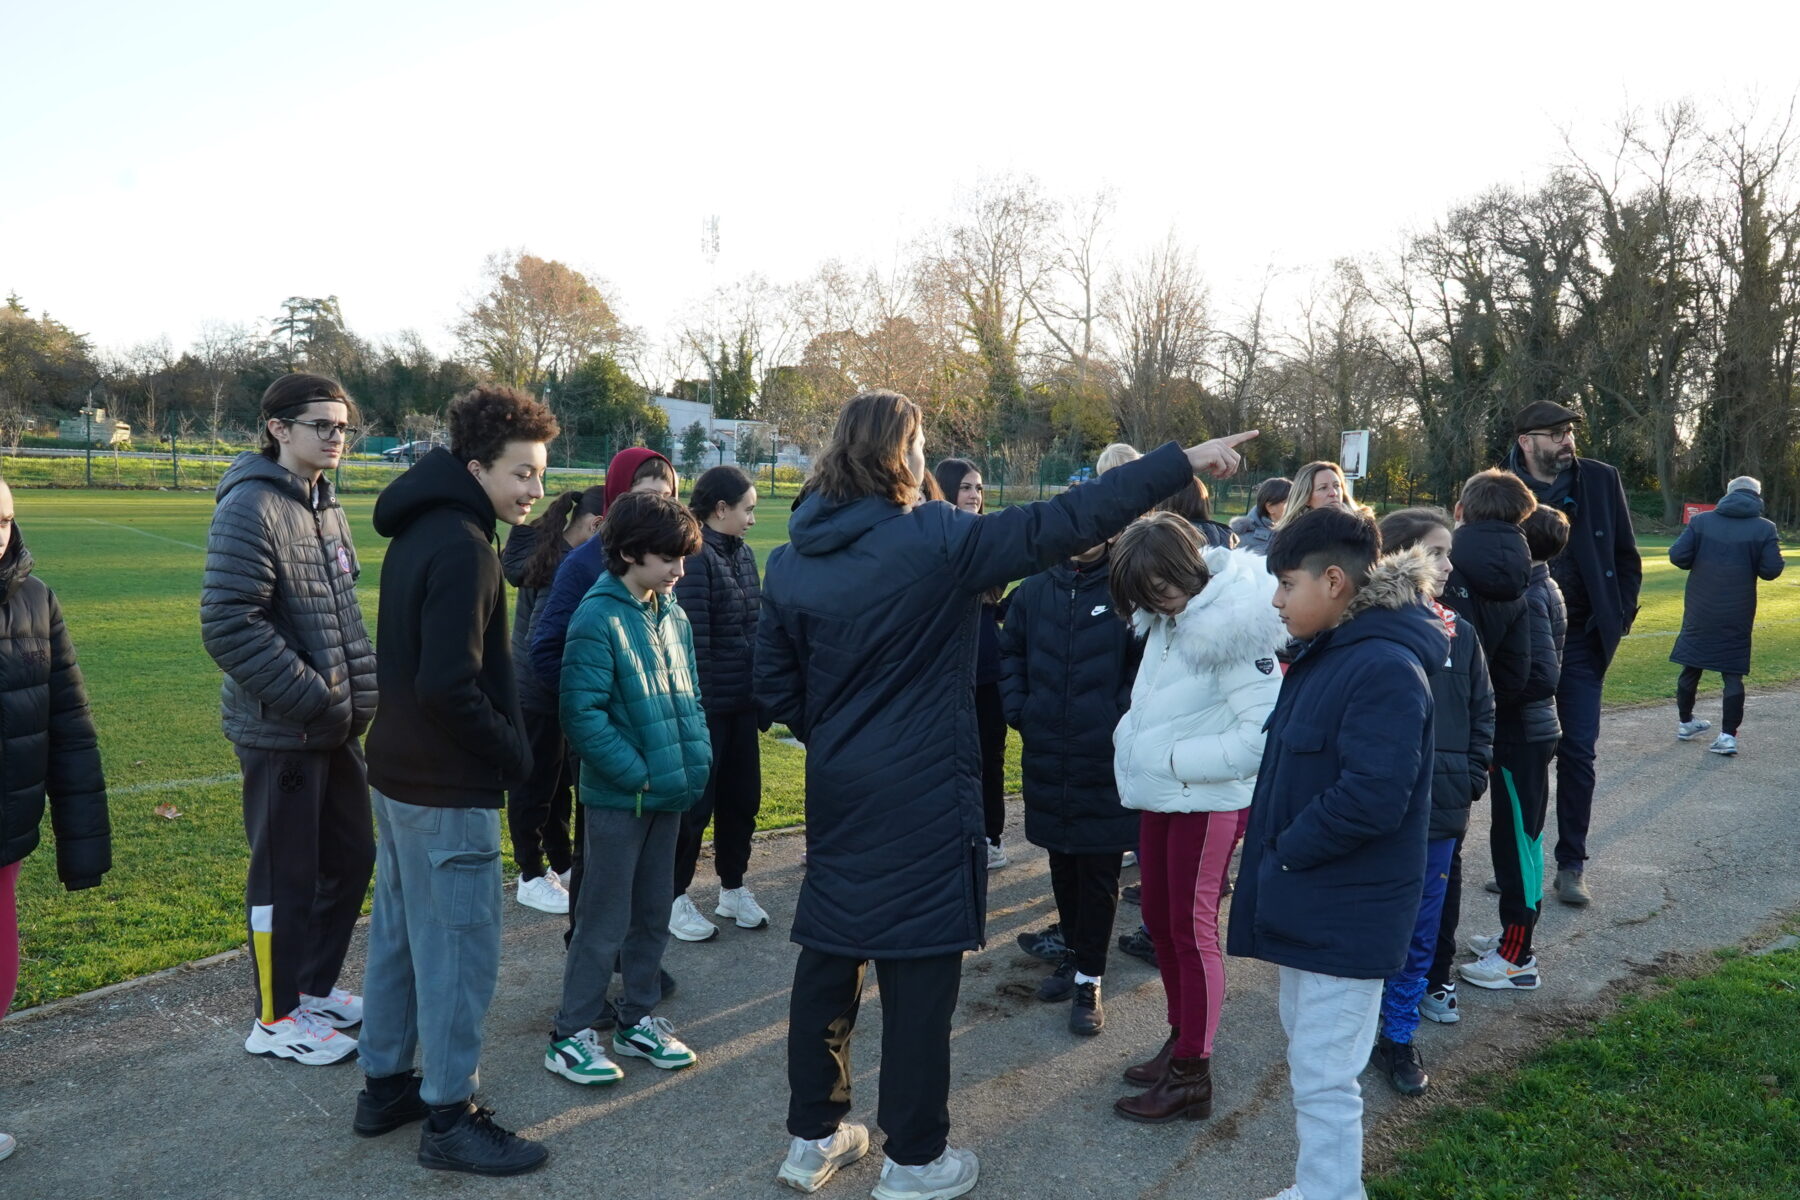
[{"xmin": 560, "ymin": 571, "xmax": 712, "ymax": 813}]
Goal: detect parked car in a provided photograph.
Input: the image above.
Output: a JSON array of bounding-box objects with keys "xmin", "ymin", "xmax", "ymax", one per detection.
[{"xmin": 382, "ymin": 439, "xmax": 439, "ymax": 462}]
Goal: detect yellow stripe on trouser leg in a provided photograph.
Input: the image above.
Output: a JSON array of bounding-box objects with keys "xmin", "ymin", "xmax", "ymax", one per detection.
[{"xmin": 250, "ymin": 905, "xmax": 276, "ymax": 1024}]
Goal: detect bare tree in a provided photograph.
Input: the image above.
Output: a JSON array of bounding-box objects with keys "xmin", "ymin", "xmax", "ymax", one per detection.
[{"xmin": 1105, "ymin": 234, "xmax": 1210, "ymax": 448}]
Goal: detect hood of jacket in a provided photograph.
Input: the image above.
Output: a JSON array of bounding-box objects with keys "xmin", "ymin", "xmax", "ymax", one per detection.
[
  {"xmin": 216, "ymin": 450, "xmax": 323, "ymax": 509},
  {"xmin": 1047, "ymin": 545, "xmax": 1113, "ymax": 590},
  {"xmin": 604, "ymin": 447, "xmax": 675, "ymax": 511},
  {"xmin": 787, "ymin": 492, "xmax": 909, "ymax": 557},
  {"xmin": 1131, "ymin": 545, "xmax": 1289, "ymax": 670},
  {"xmin": 1449, "ymin": 518, "xmax": 1530, "ymax": 603},
  {"xmin": 1715, "ymin": 489, "xmax": 1763, "ymax": 519},
  {"xmin": 0, "ymin": 523, "xmax": 33, "ymax": 602},
  {"xmin": 372, "ymin": 447, "xmax": 495, "ymax": 539},
  {"xmin": 584, "ymin": 568, "xmax": 679, "ymax": 623}
]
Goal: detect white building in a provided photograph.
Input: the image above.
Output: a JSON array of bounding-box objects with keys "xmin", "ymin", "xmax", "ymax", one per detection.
[{"xmin": 650, "ymin": 395, "xmax": 809, "ymax": 469}]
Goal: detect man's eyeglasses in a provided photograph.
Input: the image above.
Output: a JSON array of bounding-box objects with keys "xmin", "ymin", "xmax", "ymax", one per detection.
[
  {"xmin": 1524, "ymin": 426, "xmax": 1576, "ymax": 445},
  {"xmin": 284, "ymin": 418, "xmax": 360, "ymax": 443}
]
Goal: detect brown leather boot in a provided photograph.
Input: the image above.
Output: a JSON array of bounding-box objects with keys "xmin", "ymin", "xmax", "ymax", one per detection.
[
  {"xmin": 1113, "ymin": 1055, "xmax": 1212, "ymax": 1123},
  {"xmin": 1123, "ymin": 1028, "xmax": 1179, "ymax": 1086}
]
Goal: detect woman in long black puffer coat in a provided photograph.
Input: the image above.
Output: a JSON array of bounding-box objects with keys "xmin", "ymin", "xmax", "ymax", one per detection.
[{"xmin": 0, "ymin": 482, "xmax": 111, "ymax": 1164}]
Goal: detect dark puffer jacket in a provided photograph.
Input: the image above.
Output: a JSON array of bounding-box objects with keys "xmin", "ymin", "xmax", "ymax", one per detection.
[
  {"xmin": 674, "ymin": 524, "xmax": 762, "ymax": 716},
  {"xmin": 1425, "ymin": 603, "xmax": 1494, "ymax": 840},
  {"xmin": 1669, "ymin": 489, "xmax": 1786, "ymax": 676},
  {"xmin": 1226, "ymin": 551, "xmax": 1448, "ymax": 979},
  {"xmin": 1440, "ymin": 519, "xmax": 1533, "ymax": 710},
  {"xmin": 502, "ymin": 523, "xmax": 565, "ymax": 715},
  {"xmin": 0, "ymin": 529, "xmax": 110, "ymax": 888},
  {"xmin": 997, "ymin": 550, "xmax": 1141, "ymax": 856},
  {"xmin": 757, "ymin": 442, "xmax": 1195, "ymax": 959},
  {"xmin": 201, "ymin": 453, "xmax": 376, "ymax": 750},
  {"xmin": 365, "ymin": 449, "xmax": 531, "ymax": 807},
  {"xmin": 1500, "ymin": 563, "xmax": 1565, "ymax": 744}
]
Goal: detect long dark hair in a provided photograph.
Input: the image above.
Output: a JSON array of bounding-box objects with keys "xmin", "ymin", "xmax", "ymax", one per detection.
[
  {"xmin": 811, "ymin": 390, "xmax": 922, "ymax": 505},
  {"xmin": 689, "ymin": 465, "xmax": 754, "ymax": 522},
  {"xmin": 932, "ymin": 458, "xmax": 980, "ymax": 512},
  {"xmin": 520, "ymin": 486, "xmax": 607, "ymax": 589}
]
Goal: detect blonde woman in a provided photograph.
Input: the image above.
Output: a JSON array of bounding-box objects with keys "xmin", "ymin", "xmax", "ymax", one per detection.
[{"xmin": 1274, "ymin": 461, "xmax": 1357, "ymax": 531}]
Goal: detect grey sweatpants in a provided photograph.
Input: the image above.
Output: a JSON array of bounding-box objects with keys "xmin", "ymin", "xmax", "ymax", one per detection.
[
  {"xmin": 358, "ymin": 789, "xmax": 502, "ymax": 1107},
  {"xmin": 555, "ymin": 807, "xmax": 680, "ymax": 1037}
]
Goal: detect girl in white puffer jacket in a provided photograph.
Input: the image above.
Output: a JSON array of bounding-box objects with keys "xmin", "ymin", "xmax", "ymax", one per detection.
[{"xmin": 1109, "ymin": 513, "xmax": 1289, "ymax": 1124}]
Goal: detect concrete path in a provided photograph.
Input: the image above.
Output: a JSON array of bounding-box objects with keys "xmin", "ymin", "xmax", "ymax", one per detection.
[{"xmin": 4, "ymin": 688, "xmax": 1798, "ymax": 1200}]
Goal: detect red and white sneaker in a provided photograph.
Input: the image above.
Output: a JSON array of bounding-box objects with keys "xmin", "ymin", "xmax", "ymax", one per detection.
[
  {"xmin": 299, "ymin": 986, "xmax": 363, "ymax": 1028},
  {"xmin": 245, "ymin": 1010, "xmax": 358, "ymax": 1065}
]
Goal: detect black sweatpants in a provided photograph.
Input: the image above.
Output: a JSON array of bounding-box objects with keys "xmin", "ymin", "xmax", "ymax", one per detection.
[
  {"xmin": 1676, "ymin": 665, "xmax": 1746, "ymax": 735},
  {"xmin": 1425, "ymin": 834, "xmax": 1465, "ymax": 993},
  {"xmin": 508, "ymin": 708, "xmax": 574, "ymax": 879},
  {"xmin": 673, "ymin": 709, "xmax": 762, "ymax": 894},
  {"xmin": 787, "ymin": 947, "xmax": 963, "ymax": 1166},
  {"xmin": 1047, "ymin": 850, "xmax": 1124, "ymax": 977},
  {"xmin": 975, "ymin": 683, "xmax": 1007, "ymax": 845},
  {"xmin": 238, "ymin": 741, "xmax": 375, "ymax": 1023},
  {"xmin": 1490, "ymin": 738, "xmax": 1556, "ymax": 964}
]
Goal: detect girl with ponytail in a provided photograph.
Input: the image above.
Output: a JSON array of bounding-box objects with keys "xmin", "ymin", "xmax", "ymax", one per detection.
[{"xmin": 503, "ymin": 486, "xmax": 607, "ymax": 914}]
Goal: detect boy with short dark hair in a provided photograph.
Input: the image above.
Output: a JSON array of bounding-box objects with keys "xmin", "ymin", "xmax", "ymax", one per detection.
[
  {"xmin": 356, "ymin": 384, "xmax": 558, "ymax": 1176},
  {"xmin": 545, "ymin": 491, "xmax": 713, "ymax": 1088},
  {"xmin": 1228, "ymin": 505, "xmax": 1447, "ymax": 1200}
]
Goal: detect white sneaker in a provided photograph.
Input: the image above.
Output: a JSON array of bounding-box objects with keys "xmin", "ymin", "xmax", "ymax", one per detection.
[
  {"xmin": 1709, "ymin": 733, "xmax": 1738, "ymax": 756},
  {"xmin": 1458, "ymin": 949, "xmax": 1542, "ymax": 990},
  {"xmin": 1258, "ymin": 1189, "xmax": 1304, "ymax": 1200},
  {"xmin": 244, "ymin": 1009, "xmax": 358, "ymax": 1065},
  {"xmin": 717, "ymin": 886, "xmax": 771, "ymax": 930},
  {"xmin": 0, "ymin": 1131, "xmax": 14, "ymax": 1161},
  {"xmin": 870, "ymin": 1146, "xmax": 979, "ymax": 1200},
  {"xmin": 669, "ymin": 894, "xmax": 719, "ymax": 942},
  {"xmin": 1676, "ymin": 718, "xmax": 1711, "ymax": 740},
  {"xmin": 1466, "ymin": 931, "xmax": 1503, "ymax": 956},
  {"xmin": 1121, "ymin": 850, "xmax": 1138, "ymax": 868},
  {"xmin": 297, "ymin": 986, "xmax": 362, "ymax": 1028},
  {"xmin": 776, "ymin": 1122, "xmax": 870, "ymax": 1193},
  {"xmin": 517, "ymin": 871, "xmax": 570, "ymax": 915},
  {"xmin": 986, "ymin": 841, "xmax": 1009, "ymax": 871}
]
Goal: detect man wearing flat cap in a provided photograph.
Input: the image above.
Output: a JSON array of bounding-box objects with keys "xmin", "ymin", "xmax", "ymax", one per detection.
[{"xmin": 1505, "ymin": 400, "xmax": 1641, "ymax": 906}]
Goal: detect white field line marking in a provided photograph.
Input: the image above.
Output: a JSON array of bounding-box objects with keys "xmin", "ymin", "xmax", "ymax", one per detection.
[
  {"xmin": 113, "ymin": 772, "xmax": 240, "ymax": 796},
  {"xmin": 85, "ymin": 517, "xmax": 206, "ymax": 552}
]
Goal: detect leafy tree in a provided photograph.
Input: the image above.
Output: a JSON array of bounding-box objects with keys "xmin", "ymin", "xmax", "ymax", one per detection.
[
  {"xmin": 558, "ymin": 353, "xmax": 669, "ymax": 453},
  {"xmin": 679, "ymin": 420, "xmax": 712, "ymax": 475},
  {"xmin": 455, "ymin": 251, "xmax": 625, "ymax": 391}
]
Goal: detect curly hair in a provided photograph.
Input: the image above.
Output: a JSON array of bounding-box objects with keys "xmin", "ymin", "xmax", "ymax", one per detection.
[{"xmin": 447, "ymin": 384, "xmax": 560, "ymax": 466}]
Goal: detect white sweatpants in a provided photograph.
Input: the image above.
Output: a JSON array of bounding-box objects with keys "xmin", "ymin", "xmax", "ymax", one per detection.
[{"xmin": 1276, "ymin": 966, "xmax": 1384, "ymax": 1200}]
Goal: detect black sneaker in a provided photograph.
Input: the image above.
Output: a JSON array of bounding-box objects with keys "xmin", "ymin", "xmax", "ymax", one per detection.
[
  {"xmin": 353, "ymin": 1073, "xmax": 429, "ymax": 1137},
  {"xmin": 1069, "ymin": 981, "xmax": 1103, "ymax": 1035},
  {"xmin": 1121, "ymin": 883, "xmax": 1142, "ymax": 906},
  {"xmin": 1369, "ymin": 1035, "xmax": 1429, "ymax": 1096},
  {"xmin": 1118, "ymin": 927, "xmax": 1158, "ymax": 967},
  {"xmin": 1035, "ymin": 954, "xmax": 1077, "ymax": 1002},
  {"xmin": 417, "ymin": 1104, "xmax": 549, "ymax": 1176},
  {"xmin": 1016, "ymin": 923, "xmax": 1067, "ymax": 962}
]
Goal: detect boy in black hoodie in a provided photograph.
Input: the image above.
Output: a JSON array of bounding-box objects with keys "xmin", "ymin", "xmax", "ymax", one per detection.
[{"xmin": 355, "ymin": 386, "xmax": 559, "ymax": 1176}]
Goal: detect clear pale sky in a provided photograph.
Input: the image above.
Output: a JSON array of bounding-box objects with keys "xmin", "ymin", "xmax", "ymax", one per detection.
[{"xmin": 3, "ymin": 0, "xmax": 1792, "ymax": 361}]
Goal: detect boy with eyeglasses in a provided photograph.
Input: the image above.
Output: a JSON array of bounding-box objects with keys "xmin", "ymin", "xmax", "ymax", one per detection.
[{"xmin": 202, "ymin": 372, "xmax": 376, "ymax": 1067}]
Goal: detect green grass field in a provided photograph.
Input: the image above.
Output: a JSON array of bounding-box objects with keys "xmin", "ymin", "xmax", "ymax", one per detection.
[{"xmin": 7, "ymin": 488, "xmax": 1797, "ymax": 1009}]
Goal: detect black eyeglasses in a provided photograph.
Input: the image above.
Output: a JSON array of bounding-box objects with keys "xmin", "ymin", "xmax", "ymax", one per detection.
[{"xmin": 284, "ymin": 418, "xmax": 360, "ymax": 443}]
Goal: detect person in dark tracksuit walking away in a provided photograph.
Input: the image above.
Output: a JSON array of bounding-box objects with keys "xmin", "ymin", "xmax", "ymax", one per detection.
[
  {"xmin": 354, "ymin": 385, "xmax": 558, "ymax": 1176},
  {"xmin": 997, "ymin": 525, "xmax": 1141, "ymax": 1038},
  {"xmin": 501, "ymin": 486, "xmax": 606, "ymax": 915},
  {"xmin": 1505, "ymin": 400, "xmax": 1641, "ymax": 905},
  {"xmin": 759, "ymin": 390, "xmax": 1257, "ymax": 1198},
  {"xmin": 545, "ymin": 492, "xmax": 711, "ymax": 1088},
  {"xmin": 1668, "ymin": 476, "xmax": 1786, "ymax": 756},
  {"xmin": 1368, "ymin": 508, "xmax": 1493, "ymax": 1095},
  {"xmin": 1461, "ymin": 506, "xmax": 1567, "ymax": 995},
  {"xmin": 0, "ymin": 478, "xmax": 111, "ymax": 1164},
  {"xmin": 671, "ymin": 466, "xmax": 768, "ymax": 937},
  {"xmin": 202, "ymin": 373, "xmax": 375, "ymax": 1068}
]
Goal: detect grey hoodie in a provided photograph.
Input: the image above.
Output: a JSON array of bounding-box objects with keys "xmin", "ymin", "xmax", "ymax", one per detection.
[{"xmin": 200, "ymin": 452, "xmax": 376, "ymax": 750}]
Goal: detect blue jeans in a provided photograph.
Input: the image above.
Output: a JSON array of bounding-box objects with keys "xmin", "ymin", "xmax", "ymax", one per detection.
[
  {"xmin": 1379, "ymin": 837, "xmax": 1456, "ymax": 1045},
  {"xmin": 1554, "ymin": 630, "xmax": 1606, "ymax": 869},
  {"xmin": 358, "ymin": 790, "xmax": 503, "ymax": 1107}
]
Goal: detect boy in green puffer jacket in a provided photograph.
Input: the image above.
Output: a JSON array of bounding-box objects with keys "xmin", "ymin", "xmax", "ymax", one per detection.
[{"xmin": 545, "ymin": 492, "xmax": 712, "ymax": 1087}]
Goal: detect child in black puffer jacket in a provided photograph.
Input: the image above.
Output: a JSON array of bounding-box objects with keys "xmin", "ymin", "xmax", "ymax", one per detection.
[{"xmin": 1370, "ymin": 508, "xmax": 1494, "ymax": 1096}]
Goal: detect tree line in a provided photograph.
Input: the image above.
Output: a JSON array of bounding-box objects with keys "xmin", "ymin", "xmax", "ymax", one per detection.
[{"xmin": 3, "ymin": 98, "xmax": 1795, "ymax": 522}]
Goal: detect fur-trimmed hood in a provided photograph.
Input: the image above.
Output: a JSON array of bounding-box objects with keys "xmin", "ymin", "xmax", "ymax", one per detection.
[
  {"xmin": 1130, "ymin": 546, "xmax": 1289, "ymax": 670},
  {"xmin": 1347, "ymin": 546, "xmax": 1439, "ymax": 619}
]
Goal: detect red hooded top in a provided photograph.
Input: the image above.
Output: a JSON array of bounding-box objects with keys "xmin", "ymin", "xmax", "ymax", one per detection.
[{"xmin": 603, "ymin": 446, "xmax": 676, "ymax": 511}]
